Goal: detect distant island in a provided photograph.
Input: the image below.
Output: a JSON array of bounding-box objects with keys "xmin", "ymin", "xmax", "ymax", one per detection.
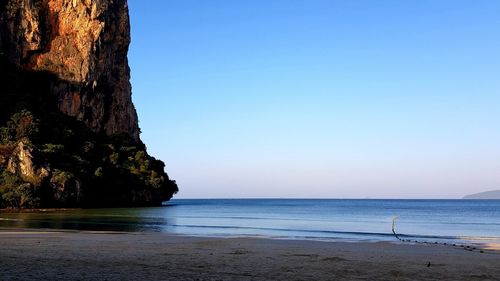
[{"xmin": 463, "ymin": 190, "xmax": 500, "ymax": 199}]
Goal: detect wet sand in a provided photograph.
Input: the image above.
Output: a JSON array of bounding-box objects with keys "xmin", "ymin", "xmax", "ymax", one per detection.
[{"xmin": 0, "ymin": 229, "xmax": 499, "ymax": 281}]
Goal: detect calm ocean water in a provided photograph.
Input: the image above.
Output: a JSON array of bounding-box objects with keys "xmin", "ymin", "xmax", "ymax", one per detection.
[{"xmin": 1, "ymin": 199, "xmax": 499, "ymax": 245}]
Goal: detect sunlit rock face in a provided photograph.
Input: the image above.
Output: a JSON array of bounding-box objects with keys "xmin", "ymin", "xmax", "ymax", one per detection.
[
  {"xmin": 0, "ymin": 0, "xmax": 139, "ymax": 141},
  {"xmin": 7, "ymin": 140, "xmax": 50, "ymax": 184}
]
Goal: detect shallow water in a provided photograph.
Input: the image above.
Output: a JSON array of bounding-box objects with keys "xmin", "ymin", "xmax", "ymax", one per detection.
[{"xmin": 1, "ymin": 199, "xmax": 499, "ymax": 245}]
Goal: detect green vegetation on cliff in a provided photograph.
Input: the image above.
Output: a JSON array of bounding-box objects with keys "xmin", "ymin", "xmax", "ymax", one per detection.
[{"xmin": 0, "ymin": 56, "xmax": 178, "ymax": 208}]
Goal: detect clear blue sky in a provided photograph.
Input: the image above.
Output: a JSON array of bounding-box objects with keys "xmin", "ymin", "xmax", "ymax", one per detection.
[{"xmin": 128, "ymin": 0, "xmax": 500, "ymax": 199}]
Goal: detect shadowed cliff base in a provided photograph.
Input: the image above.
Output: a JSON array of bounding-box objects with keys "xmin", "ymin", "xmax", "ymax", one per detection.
[{"xmin": 0, "ymin": 53, "xmax": 178, "ymax": 209}]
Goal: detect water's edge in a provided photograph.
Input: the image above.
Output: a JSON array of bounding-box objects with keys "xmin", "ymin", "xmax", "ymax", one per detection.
[{"xmin": 0, "ymin": 199, "xmax": 499, "ymax": 248}]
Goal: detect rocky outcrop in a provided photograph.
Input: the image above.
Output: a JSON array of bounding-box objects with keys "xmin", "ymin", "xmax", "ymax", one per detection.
[
  {"xmin": 0, "ymin": 0, "xmax": 139, "ymax": 141},
  {"xmin": 6, "ymin": 140, "xmax": 50, "ymax": 185},
  {"xmin": 49, "ymin": 170, "xmax": 83, "ymax": 205},
  {"xmin": 0, "ymin": 0, "xmax": 178, "ymax": 208}
]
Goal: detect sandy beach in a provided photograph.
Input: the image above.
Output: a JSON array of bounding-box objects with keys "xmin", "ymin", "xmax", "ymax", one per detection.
[{"xmin": 0, "ymin": 229, "xmax": 498, "ymax": 281}]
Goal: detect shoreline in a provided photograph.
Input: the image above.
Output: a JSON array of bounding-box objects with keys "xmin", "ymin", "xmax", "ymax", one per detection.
[
  {"xmin": 1, "ymin": 228, "xmax": 499, "ymax": 280},
  {"xmin": 1, "ymin": 224, "xmax": 499, "ymax": 251},
  {"xmin": 1, "ymin": 200, "xmax": 498, "ymax": 250}
]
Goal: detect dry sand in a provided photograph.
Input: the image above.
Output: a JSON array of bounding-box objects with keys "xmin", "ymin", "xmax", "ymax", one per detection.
[{"xmin": 0, "ymin": 229, "xmax": 499, "ymax": 281}]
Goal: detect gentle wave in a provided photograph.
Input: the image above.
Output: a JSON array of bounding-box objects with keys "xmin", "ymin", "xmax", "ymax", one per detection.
[
  {"xmin": 164, "ymin": 215, "xmax": 500, "ymax": 227},
  {"xmin": 168, "ymin": 223, "xmax": 465, "ymax": 240},
  {"xmin": 169, "ymin": 215, "xmax": 391, "ymax": 224}
]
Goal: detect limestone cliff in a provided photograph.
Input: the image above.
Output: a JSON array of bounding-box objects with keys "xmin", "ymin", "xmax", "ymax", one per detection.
[
  {"xmin": 1, "ymin": 0, "xmax": 139, "ymax": 141},
  {"xmin": 0, "ymin": 0, "xmax": 178, "ymax": 208}
]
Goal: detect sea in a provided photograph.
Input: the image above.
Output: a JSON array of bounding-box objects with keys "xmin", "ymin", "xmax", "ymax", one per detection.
[{"xmin": 1, "ymin": 199, "xmax": 499, "ymax": 246}]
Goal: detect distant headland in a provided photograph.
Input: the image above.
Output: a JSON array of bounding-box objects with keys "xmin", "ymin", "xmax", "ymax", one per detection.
[{"xmin": 463, "ymin": 190, "xmax": 500, "ymax": 200}]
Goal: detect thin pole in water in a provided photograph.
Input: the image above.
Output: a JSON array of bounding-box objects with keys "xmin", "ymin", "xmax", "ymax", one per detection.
[{"xmin": 392, "ymin": 216, "xmax": 403, "ymax": 242}]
